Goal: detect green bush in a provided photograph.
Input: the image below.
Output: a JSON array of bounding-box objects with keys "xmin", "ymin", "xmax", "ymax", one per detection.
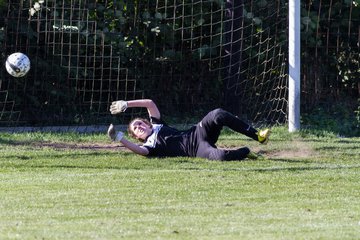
[{"xmin": 301, "ymin": 98, "xmax": 360, "ymax": 137}]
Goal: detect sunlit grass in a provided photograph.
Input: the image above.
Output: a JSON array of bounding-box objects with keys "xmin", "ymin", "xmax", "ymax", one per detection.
[{"xmin": 0, "ymin": 127, "xmax": 359, "ymax": 239}]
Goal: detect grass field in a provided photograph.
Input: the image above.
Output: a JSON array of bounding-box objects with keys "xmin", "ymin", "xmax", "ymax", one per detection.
[{"xmin": 0, "ymin": 127, "xmax": 359, "ymax": 239}]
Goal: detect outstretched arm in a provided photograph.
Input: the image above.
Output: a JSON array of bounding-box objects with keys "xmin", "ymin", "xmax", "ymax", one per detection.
[
  {"xmin": 108, "ymin": 125, "xmax": 149, "ymax": 156},
  {"xmin": 120, "ymin": 138, "xmax": 149, "ymax": 156},
  {"xmin": 126, "ymin": 99, "xmax": 160, "ymax": 119},
  {"xmin": 110, "ymin": 99, "xmax": 160, "ymax": 119}
]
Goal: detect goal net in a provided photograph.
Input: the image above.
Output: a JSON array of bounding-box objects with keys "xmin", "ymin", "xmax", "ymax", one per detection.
[{"xmin": 0, "ymin": 0, "xmax": 287, "ymax": 129}]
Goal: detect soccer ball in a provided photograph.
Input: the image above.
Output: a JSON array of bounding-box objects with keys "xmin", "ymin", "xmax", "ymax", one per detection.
[{"xmin": 5, "ymin": 52, "xmax": 31, "ymax": 77}]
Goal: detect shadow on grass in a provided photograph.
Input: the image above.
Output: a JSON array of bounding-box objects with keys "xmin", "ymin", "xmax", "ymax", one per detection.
[
  {"xmin": 219, "ymin": 164, "xmax": 360, "ymax": 173},
  {"xmin": 0, "ymin": 138, "xmax": 124, "ymax": 151},
  {"xmin": 7, "ymin": 158, "xmax": 359, "ymax": 173},
  {"xmin": 267, "ymin": 158, "xmax": 313, "ymax": 164},
  {"xmin": 0, "ymin": 150, "xmax": 129, "ymax": 161},
  {"xmin": 317, "ymin": 145, "xmax": 360, "ymax": 151}
]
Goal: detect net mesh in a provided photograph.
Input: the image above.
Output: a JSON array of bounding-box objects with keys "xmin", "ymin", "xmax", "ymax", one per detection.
[{"xmin": 0, "ymin": 0, "xmax": 288, "ymax": 129}]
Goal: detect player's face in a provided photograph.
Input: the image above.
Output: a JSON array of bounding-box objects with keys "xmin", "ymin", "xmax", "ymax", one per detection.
[{"xmin": 130, "ymin": 120, "xmax": 152, "ymax": 141}]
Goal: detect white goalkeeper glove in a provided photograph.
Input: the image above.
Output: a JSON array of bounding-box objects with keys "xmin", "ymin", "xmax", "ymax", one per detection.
[
  {"xmin": 115, "ymin": 132, "xmax": 124, "ymax": 141},
  {"xmin": 107, "ymin": 124, "xmax": 124, "ymax": 142},
  {"xmin": 110, "ymin": 100, "xmax": 128, "ymax": 114}
]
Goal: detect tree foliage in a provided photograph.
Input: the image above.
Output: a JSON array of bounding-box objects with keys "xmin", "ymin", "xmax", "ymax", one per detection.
[
  {"xmin": 1, "ymin": 0, "xmax": 359, "ymax": 126},
  {"xmin": 301, "ymin": 0, "xmax": 360, "ymax": 105}
]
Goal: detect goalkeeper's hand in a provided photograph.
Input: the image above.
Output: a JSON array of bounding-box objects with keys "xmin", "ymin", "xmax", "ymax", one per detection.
[
  {"xmin": 110, "ymin": 100, "xmax": 128, "ymax": 114},
  {"xmin": 107, "ymin": 124, "xmax": 124, "ymax": 141}
]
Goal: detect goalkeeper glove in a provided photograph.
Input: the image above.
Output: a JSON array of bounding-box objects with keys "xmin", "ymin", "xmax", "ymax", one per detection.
[
  {"xmin": 107, "ymin": 124, "xmax": 124, "ymax": 141},
  {"xmin": 110, "ymin": 100, "xmax": 128, "ymax": 114}
]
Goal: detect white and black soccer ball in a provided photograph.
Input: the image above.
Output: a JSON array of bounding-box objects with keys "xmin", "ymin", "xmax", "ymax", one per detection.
[{"xmin": 5, "ymin": 52, "xmax": 31, "ymax": 77}]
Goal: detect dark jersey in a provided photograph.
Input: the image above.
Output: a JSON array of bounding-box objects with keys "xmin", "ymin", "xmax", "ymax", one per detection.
[
  {"xmin": 142, "ymin": 117, "xmax": 196, "ymax": 157},
  {"xmin": 141, "ymin": 108, "xmax": 258, "ymax": 160}
]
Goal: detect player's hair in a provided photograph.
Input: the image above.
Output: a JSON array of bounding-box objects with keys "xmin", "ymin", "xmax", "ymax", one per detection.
[{"xmin": 127, "ymin": 118, "xmax": 152, "ymax": 142}]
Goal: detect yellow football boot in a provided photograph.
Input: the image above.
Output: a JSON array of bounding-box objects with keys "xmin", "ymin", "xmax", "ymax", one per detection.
[
  {"xmin": 246, "ymin": 151, "xmax": 266, "ymax": 160},
  {"xmin": 258, "ymin": 128, "xmax": 271, "ymax": 144},
  {"xmin": 246, "ymin": 151, "xmax": 259, "ymax": 160}
]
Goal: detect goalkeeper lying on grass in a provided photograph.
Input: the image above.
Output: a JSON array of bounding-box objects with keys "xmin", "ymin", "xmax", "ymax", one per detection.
[{"xmin": 107, "ymin": 99, "xmax": 271, "ymax": 161}]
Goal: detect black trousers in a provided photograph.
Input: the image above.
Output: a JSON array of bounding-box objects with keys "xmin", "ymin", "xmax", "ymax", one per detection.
[{"xmin": 194, "ymin": 108, "xmax": 258, "ymax": 161}]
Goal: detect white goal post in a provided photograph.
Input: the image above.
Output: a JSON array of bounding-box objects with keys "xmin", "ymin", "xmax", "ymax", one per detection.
[{"xmin": 288, "ymin": 0, "xmax": 301, "ymax": 132}]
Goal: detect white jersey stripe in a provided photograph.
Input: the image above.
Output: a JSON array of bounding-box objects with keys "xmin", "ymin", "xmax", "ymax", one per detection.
[{"xmin": 143, "ymin": 124, "xmax": 163, "ymax": 148}]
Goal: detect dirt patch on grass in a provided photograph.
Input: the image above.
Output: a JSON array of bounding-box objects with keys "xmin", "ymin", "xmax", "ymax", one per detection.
[
  {"xmin": 38, "ymin": 142, "xmax": 126, "ymax": 151},
  {"xmin": 264, "ymin": 139, "xmax": 317, "ymax": 159},
  {"xmin": 8, "ymin": 140, "xmax": 126, "ymax": 151}
]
